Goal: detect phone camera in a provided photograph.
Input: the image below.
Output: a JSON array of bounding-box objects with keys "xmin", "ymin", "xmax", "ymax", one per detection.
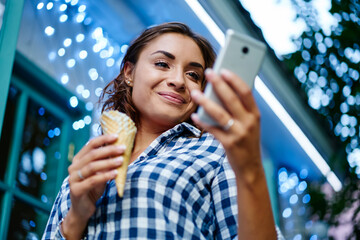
[{"xmin": 242, "ymin": 47, "xmax": 249, "ymax": 54}]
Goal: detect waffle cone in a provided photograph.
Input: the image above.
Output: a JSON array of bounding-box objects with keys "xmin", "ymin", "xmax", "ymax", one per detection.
[{"xmin": 100, "ymin": 111, "xmax": 137, "ymax": 197}]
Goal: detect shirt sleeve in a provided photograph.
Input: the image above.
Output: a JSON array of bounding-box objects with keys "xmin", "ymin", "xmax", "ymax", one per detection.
[
  {"xmin": 211, "ymin": 158, "xmax": 285, "ymax": 240},
  {"xmin": 42, "ymin": 177, "xmax": 71, "ymax": 240},
  {"xmin": 211, "ymin": 157, "xmax": 238, "ymax": 239}
]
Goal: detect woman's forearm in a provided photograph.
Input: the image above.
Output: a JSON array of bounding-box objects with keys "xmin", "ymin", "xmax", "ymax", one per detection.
[{"xmin": 235, "ymin": 165, "xmax": 276, "ymax": 240}]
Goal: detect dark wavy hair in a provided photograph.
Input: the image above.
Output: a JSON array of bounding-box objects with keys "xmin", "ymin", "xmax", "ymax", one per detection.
[{"xmin": 100, "ymin": 22, "xmax": 216, "ymax": 126}]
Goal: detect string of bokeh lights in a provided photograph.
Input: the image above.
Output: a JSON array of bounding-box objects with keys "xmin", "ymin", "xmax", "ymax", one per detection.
[
  {"xmin": 36, "ymin": 0, "xmax": 129, "ymax": 136},
  {"xmin": 292, "ymin": 12, "xmax": 360, "ymax": 175},
  {"xmin": 277, "ymin": 167, "xmax": 326, "ymax": 239}
]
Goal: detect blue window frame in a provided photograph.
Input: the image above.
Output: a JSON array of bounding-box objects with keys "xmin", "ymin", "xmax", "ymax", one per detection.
[{"xmin": 0, "ymin": 53, "xmax": 90, "ymax": 239}]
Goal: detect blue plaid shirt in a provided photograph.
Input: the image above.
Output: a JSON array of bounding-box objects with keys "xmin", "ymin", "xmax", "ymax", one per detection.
[{"xmin": 43, "ymin": 122, "xmax": 283, "ymax": 239}]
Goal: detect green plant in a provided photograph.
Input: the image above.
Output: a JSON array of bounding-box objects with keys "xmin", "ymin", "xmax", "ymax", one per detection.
[{"xmin": 282, "ymin": 0, "xmax": 360, "ymax": 238}]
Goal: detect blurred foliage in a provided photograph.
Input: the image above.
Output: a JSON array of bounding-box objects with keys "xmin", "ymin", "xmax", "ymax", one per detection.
[{"xmin": 283, "ymin": 0, "xmax": 360, "ymax": 238}]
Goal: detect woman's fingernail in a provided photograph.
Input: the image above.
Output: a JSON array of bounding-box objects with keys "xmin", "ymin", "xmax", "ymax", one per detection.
[
  {"xmin": 205, "ymin": 68, "xmax": 214, "ymax": 82},
  {"xmin": 110, "ymin": 134, "xmax": 118, "ymax": 139},
  {"xmin": 205, "ymin": 68, "xmax": 213, "ymax": 75},
  {"xmin": 117, "ymin": 145, "xmax": 126, "ymax": 151},
  {"xmin": 111, "ymin": 169, "xmax": 118, "ymax": 177},
  {"xmin": 191, "ymin": 90, "xmax": 202, "ymax": 101},
  {"xmin": 114, "ymin": 156, "xmax": 123, "ymax": 164},
  {"xmin": 191, "ymin": 113, "xmax": 199, "ymax": 122},
  {"xmin": 220, "ymin": 68, "xmax": 231, "ymax": 77}
]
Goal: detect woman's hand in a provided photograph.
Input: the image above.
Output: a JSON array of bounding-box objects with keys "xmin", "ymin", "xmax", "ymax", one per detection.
[
  {"xmin": 191, "ymin": 68, "xmax": 276, "ymax": 239},
  {"xmin": 61, "ymin": 134, "xmax": 125, "ymax": 239},
  {"xmin": 191, "ymin": 68, "xmax": 262, "ymax": 181}
]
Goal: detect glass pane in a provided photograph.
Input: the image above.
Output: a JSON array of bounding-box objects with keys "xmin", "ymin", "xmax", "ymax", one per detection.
[
  {"xmin": 0, "ymin": 0, "xmax": 6, "ymax": 33},
  {"xmin": 16, "ymin": 98, "xmax": 63, "ymax": 204},
  {"xmin": 0, "ymin": 190, "xmax": 3, "ymax": 212},
  {"xmin": 8, "ymin": 198, "xmax": 49, "ymax": 240},
  {"xmin": 0, "ymin": 86, "xmax": 20, "ymax": 180},
  {"xmin": 16, "ymin": 0, "xmax": 123, "ymax": 139}
]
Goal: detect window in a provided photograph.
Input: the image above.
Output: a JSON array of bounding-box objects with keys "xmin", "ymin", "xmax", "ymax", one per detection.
[{"xmin": 0, "ymin": 55, "xmax": 90, "ymax": 239}]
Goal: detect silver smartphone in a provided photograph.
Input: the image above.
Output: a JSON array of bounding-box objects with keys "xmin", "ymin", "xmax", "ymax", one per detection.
[{"xmin": 197, "ymin": 29, "xmax": 267, "ymax": 126}]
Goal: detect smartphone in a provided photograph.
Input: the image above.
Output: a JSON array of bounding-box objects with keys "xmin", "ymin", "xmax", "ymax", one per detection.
[{"xmin": 197, "ymin": 29, "xmax": 267, "ymax": 126}]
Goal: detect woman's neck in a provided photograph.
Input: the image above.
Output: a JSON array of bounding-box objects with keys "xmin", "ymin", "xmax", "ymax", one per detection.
[{"xmin": 130, "ymin": 120, "xmax": 175, "ymax": 163}]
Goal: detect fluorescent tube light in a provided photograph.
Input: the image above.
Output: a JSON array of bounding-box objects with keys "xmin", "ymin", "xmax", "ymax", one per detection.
[
  {"xmin": 185, "ymin": 0, "xmax": 342, "ymax": 191},
  {"xmin": 184, "ymin": 0, "xmax": 225, "ymax": 46},
  {"xmin": 255, "ymin": 78, "xmax": 342, "ymax": 191}
]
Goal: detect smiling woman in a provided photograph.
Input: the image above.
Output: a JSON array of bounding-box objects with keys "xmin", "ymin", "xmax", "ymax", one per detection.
[
  {"xmin": 124, "ymin": 33, "xmax": 206, "ymax": 130},
  {"xmin": 42, "ymin": 22, "xmax": 282, "ymax": 239},
  {"xmin": 100, "ymin": 22, "xmax": 215, "ymax": 128}
]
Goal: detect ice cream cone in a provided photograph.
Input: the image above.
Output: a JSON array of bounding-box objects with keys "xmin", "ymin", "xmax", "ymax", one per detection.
[{"xmin": 100, "ymin": 110, "xmax": 137, "ymax": 197}]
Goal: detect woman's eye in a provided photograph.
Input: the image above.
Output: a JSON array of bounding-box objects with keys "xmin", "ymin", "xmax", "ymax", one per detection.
[
  {"xmin": 188, "ymin": 71, "xmax": 200, "ymax": 81},
  {"xmin": 155, "ymin": 61, "xmax": 169, "ymax": 68}
]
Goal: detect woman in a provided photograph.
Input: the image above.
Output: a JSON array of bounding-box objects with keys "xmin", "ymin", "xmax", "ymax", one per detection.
[{"xmin": 43, "ymin": 22, "xmax": 281, "ymax": 239}]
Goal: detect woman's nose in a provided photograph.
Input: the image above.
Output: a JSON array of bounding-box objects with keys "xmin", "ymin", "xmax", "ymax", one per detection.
[{"xmin": 167, "ymin": 70, "xmax": 186, "ymax": 90}]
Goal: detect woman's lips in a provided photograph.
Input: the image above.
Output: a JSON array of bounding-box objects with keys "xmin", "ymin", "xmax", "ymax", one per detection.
[{"xmin": 158, "ymin": 91, "xmax": 186, "ymax": 104}]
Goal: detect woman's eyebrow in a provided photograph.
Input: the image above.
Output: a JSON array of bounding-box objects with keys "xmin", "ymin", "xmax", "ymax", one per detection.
[
  {"xmin": 151, "ymin": 50, "xmax": 175, "ymax": 59},
  {"xmin": 151, "ymin": 50, "xmax": 204, "ymax": 70},
  {"xmin": 189, "ymin": 62, "xmax": 204, "ymax": 70}
]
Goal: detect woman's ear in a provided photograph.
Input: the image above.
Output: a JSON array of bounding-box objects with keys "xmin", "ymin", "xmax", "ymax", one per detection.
[
  {"xmin": 124, "ymin": 62, "xmax": 135, "ymax": 86},
  {"xmin": 124, "ymin": 62, "xmax": 134, "ymax": 79}
]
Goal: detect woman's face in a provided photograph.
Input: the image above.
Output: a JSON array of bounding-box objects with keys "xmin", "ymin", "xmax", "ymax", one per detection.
[{"xmin": 126, "ymin": 33, "xmax": 205, "ymax": 129}]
